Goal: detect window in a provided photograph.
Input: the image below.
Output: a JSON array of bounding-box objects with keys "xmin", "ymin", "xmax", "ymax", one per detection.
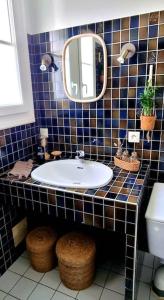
[{"xmin": 0, "ymin": 0, "xmax": 35, "ymax": 129}]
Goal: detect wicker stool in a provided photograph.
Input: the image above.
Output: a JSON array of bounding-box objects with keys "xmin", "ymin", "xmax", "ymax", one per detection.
[
  {"xmin": 26, "ymin": 226, "xmax": 57, "ymax": 273},
  {"xmin": 56, "ymin": 232, "xmax": 96, "ymax": 290}
]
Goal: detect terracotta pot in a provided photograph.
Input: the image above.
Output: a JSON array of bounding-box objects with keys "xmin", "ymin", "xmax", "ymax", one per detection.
[{"xmin": 140, "ymin": 115, "xmax": 156, "ymax": 131}]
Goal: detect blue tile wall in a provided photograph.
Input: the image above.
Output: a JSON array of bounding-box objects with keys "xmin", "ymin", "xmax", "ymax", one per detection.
[
  {"xmin": 0, "ymin": 124, "xmax": 38, "ymax": 172},
  {"xmin": 28, "ymin": 11, "xmax": 164, "ymax": 184}
]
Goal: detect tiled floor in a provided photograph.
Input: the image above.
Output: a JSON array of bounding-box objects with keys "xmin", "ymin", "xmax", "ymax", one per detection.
[{"xmin": 0, "ymin": 251, "xmax": 160, "ymax": 300}]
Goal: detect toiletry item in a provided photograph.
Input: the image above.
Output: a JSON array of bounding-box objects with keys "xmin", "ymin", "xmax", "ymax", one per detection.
[
  {"xmin": 130, "ymin": 151, "xmax": 138, "ymax": 162},
  {"xmin": 45, "ymin": 152, "xmax": 50, "ymax": 160},
  {"xmin": 40, "ymin": 136, "xmax": 49, "ymax": 160},
  {"xmin": 115, "ymin": 138, "xmax": 123, "ymax": 159},
  {"xmin": 36, "ymin": 137, "xmax": 46, "ymax": 164},
  {"xmin": 36, "ymin": 143, "xmax": 45, "ymax": 163},
  {"xmin": 116, "ymin": 148, "xmax": 122, "ymax": 159},
  {"xmin": 51, "ymin": 150, "xmax": 62, "ymax": 160},
  {"xmin": 122, "ymin": 150, "xmax": 130, "ymax": 162}
]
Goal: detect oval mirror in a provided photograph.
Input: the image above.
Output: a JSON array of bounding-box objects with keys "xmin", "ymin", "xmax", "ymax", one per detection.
[{"xmin": 62, "ymin": 33, "xmax": 107, "ymax": 103}]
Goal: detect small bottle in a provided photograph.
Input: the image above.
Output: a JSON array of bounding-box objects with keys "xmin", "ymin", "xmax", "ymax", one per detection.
[
  {"xmin": 116, "ymin": 148, "xmax": 122, "ymax": 159},
  {"xmin": 35, "ymin": 137, "xmax": 46, "ymax": 164},
  {"xmin": 130, "ymin": 151, "xmax": 138, "ymax": 162},
  {"xmin": 122, "ymin": 150, "xmax": 130, "ymax": 162},
  {"xmin": 115, "ymin": 138, "xmax": 123, "ymax": 159}
]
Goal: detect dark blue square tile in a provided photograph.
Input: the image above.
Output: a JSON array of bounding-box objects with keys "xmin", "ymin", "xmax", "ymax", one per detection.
[
  {"xmin": 139, "ymin": 40, "xmax": 147, "ymax": 51},
  {"xmin": 112, "ymin": 78, "xmax": 119, "ymax": 88},
  {"xmin": 73, "ymin": 26, "xmax": 80, "ymax": 35},
  {"xmin": 104, "ymin": 21, "xmax": 112, "ymax": 32},
  {"xmin": 104, "ymin": 32, "xmax": 112, "ymax": 44},
  {"xmin": 129, "ymin": 76, "xmax": 137, "ymax": 87},
  {"xmin": 117, "ymin": 194, "xmax": 128, "ymax": 201},
  {"xmin": 138, "ymin": 52, "xmax": 147, "ymax": 64},
  {"xmin": 130, "ymin": 15, "xmax": 139, "ymax": 28},
  {"xmin": 120, "ymin": 88, "xmax": 128, "ymax": 98},
  {"xmin": 112, "ymin": 67, "xmax": 120, "ymax": 77},
  {"xmin": 88, "ymin": 23, "xmax": 96, "ymax": 32},
  {"xmin": 113, "ymin": 19, "xmax": 120, "ymax": 31},
  {"xmin": 149, "ymin": 25, "xmax": 158, "ymax": 38},
  {"xmin": 158, "ymin": 38, "xmax": 164, "ymax": 49},
  {"xmin": 120, "ymin": 110, "xmax": 127, "ymax": 119}
]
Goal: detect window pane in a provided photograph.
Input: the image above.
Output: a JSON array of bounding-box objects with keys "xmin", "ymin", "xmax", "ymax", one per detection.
[
  {"xmin": 0, "ymin": 44, "xmax": 22, "ymax": 106},
  {"xmin": 81, "ymin": 37, "xmax": 95, "ymax": 98},
  {"xmin": 0, "ymin": 0, "xmax": 11, "ymax": 42}
]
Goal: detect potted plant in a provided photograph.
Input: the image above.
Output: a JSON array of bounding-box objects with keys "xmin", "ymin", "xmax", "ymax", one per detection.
[{"xmin": 140, "ymin": 69, "xmax": 157, "ymax": 131}]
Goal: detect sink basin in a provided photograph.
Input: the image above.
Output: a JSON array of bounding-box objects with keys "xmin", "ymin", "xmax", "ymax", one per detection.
[{"xmin": 31, "ymin": 159, "xmax": 113, "ymax": 189}]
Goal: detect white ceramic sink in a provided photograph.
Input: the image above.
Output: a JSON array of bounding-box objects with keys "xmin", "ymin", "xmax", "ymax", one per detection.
[{"xmin": 31, "ymin": 159, "xmax": 113, "ymax": 189}]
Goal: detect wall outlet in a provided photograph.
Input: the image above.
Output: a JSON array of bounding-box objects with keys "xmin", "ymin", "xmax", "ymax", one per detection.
[
  {"xmin": 40, "ymin": 128, "xmax": 48, "ymax": 138},
  {"xmin": 128, "ymin": 131, "xmax": 140, "ymax": 143}
]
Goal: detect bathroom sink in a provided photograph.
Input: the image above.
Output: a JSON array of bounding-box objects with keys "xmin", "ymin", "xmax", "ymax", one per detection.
[{"xmin": 31, "ymin": 159, "xmax": 113, "ymax": 189}]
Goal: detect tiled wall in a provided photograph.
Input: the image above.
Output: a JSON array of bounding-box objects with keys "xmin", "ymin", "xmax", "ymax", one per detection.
[
  {"xmin": 28, "ymin": 11, "xmax": 164, "ymax": 185},
  {"xmin": 0, "ymin": 124, "xmax": 38, "ymax": 173},
  {"xmin": 0, "ymin": 12, "xmax": 163, "ymax": 181},
  {"xmin": 0, "ymin": 203, "xmax": 26, "ymax": 276}
]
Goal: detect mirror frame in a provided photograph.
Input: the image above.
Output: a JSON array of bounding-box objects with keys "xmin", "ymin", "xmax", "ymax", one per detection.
[{"xmin": 62, "ymin": 33, "xmax": 107, "ymax": 103}]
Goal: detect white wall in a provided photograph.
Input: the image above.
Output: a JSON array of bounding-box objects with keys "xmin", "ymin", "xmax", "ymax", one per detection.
[{"xmin": 24, "ymin": 0, "xmax": 164, "ymax": 34}]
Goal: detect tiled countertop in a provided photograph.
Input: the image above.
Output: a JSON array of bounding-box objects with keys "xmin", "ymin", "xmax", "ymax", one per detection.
[
  {"xmin": 0, "ymin": 160, "xmax": 150, "ymax": 205},
  {"xmin": 0, "ymin": 159, "xmax": 150, "ymax": 300}
]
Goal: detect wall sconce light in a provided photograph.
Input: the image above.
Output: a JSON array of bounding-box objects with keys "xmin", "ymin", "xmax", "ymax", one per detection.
[
  {"xmin": 40, "ymin": 53, "xmax": 59, "ymax": 72},
  {"xmin": 117, "ymin": 43, "xmax": 136, "ymax": 64}
]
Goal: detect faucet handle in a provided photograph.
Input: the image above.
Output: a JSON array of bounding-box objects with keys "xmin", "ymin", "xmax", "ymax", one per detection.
[
  {"xmin": 79, "ymin": 150, "xmax": 85, "ymax": 158},
  {"xmin": 75, "ymin": 150, "xmax": 85, "ymax": 159}
]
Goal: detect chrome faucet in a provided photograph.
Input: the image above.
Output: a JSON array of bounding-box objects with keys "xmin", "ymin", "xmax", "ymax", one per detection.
[{"xmin": 75, "ymin": 150, "xmax": 85, "ymax": 159}]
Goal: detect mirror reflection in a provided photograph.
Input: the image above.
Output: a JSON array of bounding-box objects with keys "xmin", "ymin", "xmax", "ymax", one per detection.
[{"xmin": 63, "ymin": 34, "xmax": 107, "ymax": 102}]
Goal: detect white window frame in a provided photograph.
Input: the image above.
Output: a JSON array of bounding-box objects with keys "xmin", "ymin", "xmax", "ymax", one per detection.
[{"xmin": 0, "ymin": 0, "xmax": 35, "ymax": 130}]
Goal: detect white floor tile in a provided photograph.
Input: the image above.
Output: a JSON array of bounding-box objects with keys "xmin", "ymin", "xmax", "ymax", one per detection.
[
  {"xmin": 4, "ymin": 296, "xmax": 18, "ymax": 300},
  {"xmin": 140, "ymin": 265, "xmax": 153, "ymax": 284},
  {"xmin": 40, "ymin": 269, "xmax": 61, "ymax": 290},
  {"xmin": 9, "ymin": 277, "xmax": 37, "ymax": 300},
  {"xmin": 137, "ymin": 282, "xmax": 151, "ymax": 300},
  {"xmin": 77, "ymin": 284, "xmax": 103, "ymax": 300},
  {"xmin": 28, "ymin": 283, "xmax": 55, "ymax": 300},
  {"xmin": 105, "ymin": 272, "xmax": 125, "ymax": 295},
  {"xmin": 52, "ymin": 291, "xmax": 74, "ymax": 300},
  {"xmin": 24, "ymin": 267, "xmax": 44, "ymax": 282},
  {"xmin": 9, "ymin": 257, "xmax": 30, "ymax": 275},
  {"xmin": 94, "ymin": 268, "xmax": 109, "ymax": 287},
  {"xmin": 0, "ymin": 271, "xmax": 21, "ymax": 293},
  {"xmin": 100, "ymin": 288, "xmax": 124, "ymax": 300},
  {"xmin": 57, "ymin": 282, "xmax": 78, "ymax": 298},
  {"xmin": 0, "ymin": 290, "xmax": 7, "ymax": 299}
]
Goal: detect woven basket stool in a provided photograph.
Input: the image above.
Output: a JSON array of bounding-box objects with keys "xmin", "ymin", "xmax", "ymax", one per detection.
[
  {"xmin": 26, "ymin": 226, "xmax": 57, "ymax": 273},
  {"xmin": 56, "ymin": 232, "xmax": 96, "ymax": 290}
]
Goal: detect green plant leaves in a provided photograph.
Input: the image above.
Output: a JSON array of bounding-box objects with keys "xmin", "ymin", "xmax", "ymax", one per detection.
[{"xmin": 139, "ymin": 80, "xmax": 157, "ymax": 116}]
